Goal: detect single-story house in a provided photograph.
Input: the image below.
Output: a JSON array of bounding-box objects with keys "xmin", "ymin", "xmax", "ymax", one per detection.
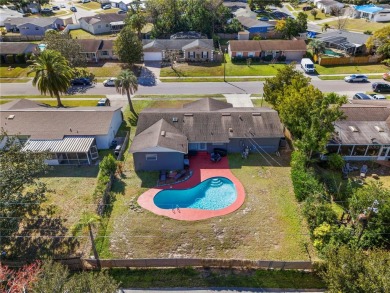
[
  {"xmin": 76, "ymin": 39, "xmax": 117, "ymax": 62},
  {"xmin": 324, "ymin": 101, "xmax": 390, "ymax": 161},
  {"xmin": 98, "ymin": 39, "xmax": 117, "ymax": 60},
  {"xmin": 142, "ymin": 39, "xmax": 215, "ymax": 62},
  {"xmin": 0, "ymin": 7, "xmax": 24, "ymax": 26},
  {"xmin": 314, "ymin": 0, "xmax": 344, "ymax": 14},
  {"xmin": 110, "ymin": 0, "xmax": 131, "ymax": 11},
  {"xmin": 0, "ymin": 42, "xmax": 37, "ymax": 62},
  {"xmin": 130, "ymin": 98, "xmax": 285, "ymax": 171},
  {"xmin": 236, "ymin": 16, "xmax": 275, "ymax": 34},
  {"xmin": 79, "ymin": 13, "xmax": 126, "ymax": 35},
  {"xmin": 4, "ymin": 17, "xmax": 65, "ymax": 36},
  {"xmin": 234, "ymin": 8, "xmax": 258, "ymax": 19},
  {"xmin": 317, "ymin": 30, "xmax": 370, "ymax": 55},
  {"xmin": 350, "ymin": 4, "xmax": 390, "ymax": 22},
  {"xmin": 228, "ymin": 39, "xmax": 307, "ymax": 61},
  {"xmin": 0, "ymin": 99, "xmax": 123, "ymax": 165}
]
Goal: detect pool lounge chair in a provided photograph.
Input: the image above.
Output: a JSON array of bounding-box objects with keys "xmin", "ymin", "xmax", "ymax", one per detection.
[
  {"xmin": 159, "ymin": 170, "xmax": 167, "ymax": 182},
  {"xmin": 174, "ymin": 170, "xmax": 186, "ymax": 181}
]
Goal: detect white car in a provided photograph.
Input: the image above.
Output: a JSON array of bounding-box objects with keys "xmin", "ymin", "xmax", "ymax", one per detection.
[
  {"xmin": 103, "ymin": 77, "xmax": 117, "ymax": 87},
  {"xmin": 102, "ymin": 4, "xmax": 111, "ymax": 9},
  {"xmin": 370, "ymin": 94, "xmax": 387, "ymax": 100},
  {"xmin": 344, "ymin": 74, "xmax": 368, "ymax": 83}
]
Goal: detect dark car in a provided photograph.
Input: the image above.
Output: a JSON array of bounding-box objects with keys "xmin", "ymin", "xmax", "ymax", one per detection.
[
  {"xmin": 353, "ymin": 93, "xmax": 372, "ymax": 100},
  {"xmin": 302, "ymin": 6, "xmax": 313, "ymax": 11},
  {"xmin": 52, "ymin": 6, "xmax": 60, "ymax": 10},
  {"xmin": 71, "ymin": 78, "xmax": 91, "ymax": 86},
  {"xmin": 41, "ymin": 8, "xmax": 52, "ymax": 13},
  {"xmin": 117, "ymin": 10, "xmax": 127, "ymax": 14},
  {"xmin": 372, "ymin": 82, "xmax": 390, "ymax": 93},
  {"xmin": 70, "ymin": 6, "xmax": 77, "ymax": 12},
  {"xmin": 97, "ymin": 98, "xmax": 110, "ymax": 106},
  {"xmin": 114, "ymin": 145, "xmax": 122, "ymax": 156}
]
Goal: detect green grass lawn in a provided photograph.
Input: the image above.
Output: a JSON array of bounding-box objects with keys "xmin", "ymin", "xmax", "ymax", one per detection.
[
  {"xmin": 0, "ymin": 78, "xmax": 30, "ymax": 83},
  {"xmin": 34, "ymin": 100, "xmax": 101, "ymax": 107},
  {"xmin": 315, "ymin": 64, "xmax": 389, "ymax": 75},
  {"xmin": 0, "ymin": 65, "xmax": 33, "ymax": 78},
  {"xmin": 97, "ymin": 7, "xmax": 119, "ymax": 14},
  {"xmin": 109, "ymin": 268, "xmax": 325, "ymax": 289},
  {"xmin": 97, "ymin": 105, "xmax": 315, "ymax": 261},
  {"xmin": 70, "ymin": 29, "xmax": 117, "ymax": 39},
  {"xmin": 161, "ymin": 77, "xmax": 267, "ymax": 82},
  {"xmin": 285, "ymin": 4, "xmax": 294, "ymax": 12},
  {"xmin": 0, "ymin": 95, "xmax": 106, "ymax": 100},
  {"xmin": 133, "ymin": 94, "xmax": 225, "ymax": 99},
  {"xmin": 86, "ymin": 65, "xmax": 123, "ymax": 77},
  {"xmin": 75, "ymin": 2, "xmax": 101, "ymax": 10},
  {"xmin": 252, "ymin": 98, "xmax": 272, "ymax": 108},
  {"xmin": 160, "ymin": 56, "xmax": 285, "ymax": 77},
  {"xmin": 324, "ymin": 19, "xmax": 388, "ymax": 32}
]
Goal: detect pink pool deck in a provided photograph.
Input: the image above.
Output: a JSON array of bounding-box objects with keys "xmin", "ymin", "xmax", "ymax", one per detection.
[{"xmin": 137, "ymin": 153, "xmax": 246, "ymax": 221}]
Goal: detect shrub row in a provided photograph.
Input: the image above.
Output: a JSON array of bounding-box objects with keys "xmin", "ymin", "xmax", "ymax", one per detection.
[
  {"xmin": 231, "ymin": 55, "xmax": 286, "ymax": 63},
  {"xmin": 0, "ymin": 53, "xmax": 32, "ymax": 64},
  {"xmin": 93, "ymin": 154, "xmax": 117, "ymax": 199}
]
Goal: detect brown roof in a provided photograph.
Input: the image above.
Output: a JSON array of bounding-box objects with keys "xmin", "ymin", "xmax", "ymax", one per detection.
[
  {"xmin": 76, "ymin": 39, "xmax": 103, "ymax": 53},
  {"xmin": 0, "ymin": 42, "xmax": 37, "ymax": 55},
  {"xmin": 229, "ymin": 39, "xmax": 307, "ymax": 52},
  {"xmin": 100, "ymin": 39, "xmax": 114, "ymax": 51},
  {"xmin": 0, "ymin": 99, "xmax": 122, "ymax": 139},
  {"xmin": 79, "ymin": 13, "xmax": 126, "ymax": 25},
  {"xmin": 134, "ymin": 98, "xmax": 284, "ymax": 145},
  {"xmin": 130, "ymin": 119, "xmax": 188, "ymax": 153}
]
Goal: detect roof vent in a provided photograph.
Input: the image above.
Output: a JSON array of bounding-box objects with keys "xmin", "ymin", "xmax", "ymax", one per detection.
[
  {"xmin": 252, "ymin": 113, "xmax": 261, "ymax": 116},
  {"xmin": 172, "ymin": 117, "xmax": 178, "ymax": 122},
  {"xmin": 161, "ymin": 131, "xmax": 166, "ymax": 136},
  {"xmin": 374, "ymin": 126, "xmax": 384, "ymax": 132},
  {"xmin": 229, "ymin": 128, "xmax": 233, "ymax": 133},
  {"xmin": 222, "ymin": 113, "xmax": 231, "ymax": 116},
  {"xmin": 348, "ymin": 126, "xmax": 359, "ymax": 132},
  {"xmin": 184, "ymin": 113, "xmax": 193, "ymax": 117},
  {"xmin": 7, "ymin": 115, "xmax": 15, "ymax": 120},
  {"xmin": 239, "ymin": 115, "xmax": 243, "ymax": 121}
]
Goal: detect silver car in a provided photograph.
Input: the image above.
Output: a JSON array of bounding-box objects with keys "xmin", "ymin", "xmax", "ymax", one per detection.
[
  {"xmin": 344, "ymin": 74, "xmax": 368, "ymax": 83},
  {"xmin": 103, "ymin": 77, "xmax": 117, "ymax": 87}
]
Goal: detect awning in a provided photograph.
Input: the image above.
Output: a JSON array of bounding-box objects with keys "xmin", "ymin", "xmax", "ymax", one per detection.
[
  {"xmin": 22, "ymin": 137, "xmax": 95, "ymax": 153},
  {"xmin": 110, "ymin": 21, "xmax": 124, "ymax": 26}
]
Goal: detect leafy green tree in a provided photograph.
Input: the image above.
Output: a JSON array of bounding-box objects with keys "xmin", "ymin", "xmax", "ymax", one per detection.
[
  {"xmin": 43, "ymin": 30, "xmax": 86, "ymax": 67},
  {"xmin": 64, "ymin": 271, "xmax": 119, "ymax": 293},
  {"xmin": 309, "ymin": 39, "xmax": 326, "ymax": 55},
  {"xmin": 275, "ymin": 14, "xmax": 307, "ymax": 39},
  {"xmin": 114, "ymin": 26, "xmax": 143, "ymax": 67},
  {"xmin": 322, "ymin": 23, "xmax": 330, "ymax": 32},
  {"xmin": 319, "ymin": 246, "xmax": 390, "ymax": 293},
  {"xmin": 251, "ymin": 0, "xmax": 281, "ymax": 9},
  {"xmin": 0, "ymin": 133, "xmax": 49, "ymax": 254},
  {"xmin": 29, "ymin": 50, "xmax": 73, "ymax": 107},
  {"xmin": 125, "ymin": 10, "xmax": 147, "ymax": 40},
  {"xmin": 32, "ymin": 261, "xmax": 69, "ymax": 293},
  {"xmin": 311, "ymin": 9, "xmax": 318, "ymax": 19},
  {"xmin": 115, "ymin": 69, "xmax": 139, "ymax": 117},
  {"xmin": 296, "ymin": 12, "xmax": 308, "ymax": 32}
]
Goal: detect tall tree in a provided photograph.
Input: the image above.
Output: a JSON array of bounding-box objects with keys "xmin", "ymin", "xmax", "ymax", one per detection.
[
  {"xmin": 115, "ymin": 70, "xmax": 138, "ymax": 117},
  {"xmin": 125, "ymin": 8, "xmax": 147, "ymax": 40},
  {"xmin": 114, "ymin": 26, "xmax": 143, "ymax": 67},
  {"xmin": 296, "ymin": 12, "xmax": 308, "ymax": 33},
  {"xmin": 309, "ymin": 39, "xmax": 326, "ymax": 55},
  {"xmin": 29, "ymin": 50, "xmax": 73, "ymax": 107},
  {"xmin": 366, "ymin": 25, "xmax": 390, "ymax": 62},
  {"xmin": 43, "ymin": 30, "xmax": 86, "ymax": 67},
  {"xmin": 251, "ymin": 0, "xmax": 281, "ymax": 10}
]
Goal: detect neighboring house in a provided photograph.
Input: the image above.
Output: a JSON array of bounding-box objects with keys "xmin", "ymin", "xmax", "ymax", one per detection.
[
  {"xmin": 0, "ymin": 42, "xmax": 37, "ymax": 62},
  {"xmin": 4, "ymin": 17, "xmax": 65, "ymax": 36},
  {"xmin": 110, "ymin": 0, "xmax": 132, "ymax": 11},
  {"xmin": 317, "ymin": 30, "xmax": 370, "ymax": 55},
  {"xmin": 228, "ymin": 39, "xmax": 307, "ymax": 61},
  {"xmin": 236, "ymin": 16, "xmax": 275, "ymax": 34},
  {"xmin": 0, "ymin": 7, "xmax": 24, "ymax": 26},
  {"xmin": 130, "ymin": 98, "xmax": 284, "ymax": 171},
  {"xmin": 79, "ymin": 13, "xmax": 126, "ymax": 35},
  {"xmin": 77, "ymin": 39, "xmax": 118, "ymax": 62},
  {"xmin": 324, "ymin": 101, "xmax": 390, "ymax": 161},
  {"xmin": 0, "ymin": 99, "xmax": 123, "ymax": 165},
  {"xmin": 142, "ymin": 39, "xmax": 215, "ymax": 62},
  {"xmin": 350, "ymin": 4, "xmax": 390, "ymax": 22},
  {"xmin": 314, "ymin": 0, "xmax": 344, "ymax": 14},
  {"xmin": 234, "ymin": 8, "xmax": 258, "ymax": 19}
]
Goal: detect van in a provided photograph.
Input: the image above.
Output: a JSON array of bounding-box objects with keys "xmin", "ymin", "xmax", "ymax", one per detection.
[{"xmin": 301, "ymin": 58, "xmax": 315, "ymax": 73}]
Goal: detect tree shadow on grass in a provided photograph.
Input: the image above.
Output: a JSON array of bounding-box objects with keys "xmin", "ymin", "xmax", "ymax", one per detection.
[
  {"xmin": 135, "ymin": 171, "xmax": 159, "ymax": 188},
  {"xmin": 228, "ymin": 153, "xmax": 291, "ymax": 169}
]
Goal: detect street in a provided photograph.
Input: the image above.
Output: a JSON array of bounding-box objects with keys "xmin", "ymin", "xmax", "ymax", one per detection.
[{"xmin": 0, "ymin": 79, "xmax": 382, "ymax": 97}]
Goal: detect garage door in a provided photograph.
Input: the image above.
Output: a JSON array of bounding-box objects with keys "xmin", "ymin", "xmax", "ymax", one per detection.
[
  {"xmin": 144, "ymin": 52, "xmax": 162, "ymax": 61},
  {"xmin": 285, "ymin": 51, "xmax": 305, "ymax": 61}
]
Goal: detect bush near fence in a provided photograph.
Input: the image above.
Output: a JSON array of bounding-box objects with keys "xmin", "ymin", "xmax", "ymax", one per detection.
[{"xmin": 318, "ymin": 55, "xmax": 382, "ymax": 66}]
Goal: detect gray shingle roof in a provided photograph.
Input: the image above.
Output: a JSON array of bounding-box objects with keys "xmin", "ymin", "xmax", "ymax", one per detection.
[
  {"xmin": 0, "ymin": 99, "xmax": 122, "ymax": 140},
  {"xmin": 79, "ymin": 13, "xmax": 126, "ymax": 25},
  {"xmin": 143, "ymin": 39, "xmax": 214, "ymax": 52},
  {"xmin": 130, "ymin": 119, "xmax": 188, "ymax": 153},
  {"xmin": 77, "ymin": 39, "xmax": 103, "ymax": 53},
  {"xmin": 318, "ymin": 30, "xmax": 370, "ymax": 45},
  {"xmin": 134, "ymin": 98, "xmax": 284, "ymax": 145},
  {"xmin": 229, "ymin": 40, "xmax": 306, "ymax": 52},
  {"xmin": 5, "ymin": 17, "xmax": 60, "ymax": 27},
  {"xmin": 0, "ymin": 42, "xmax": 37, "ymax": 55},
  {"xmin": 236, "ymin": 16, "xmax": 274, "ymax": 28}
]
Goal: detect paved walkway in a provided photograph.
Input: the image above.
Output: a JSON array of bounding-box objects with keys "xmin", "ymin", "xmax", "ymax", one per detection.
[{"xmin": 224, "ymin": 94, "xmax": 254, "ymax": 107}]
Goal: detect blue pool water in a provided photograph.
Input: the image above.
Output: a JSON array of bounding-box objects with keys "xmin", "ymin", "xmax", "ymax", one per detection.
[{"xmin": 154, "ymin": 177, "xmax": 237, "ymax": 210}]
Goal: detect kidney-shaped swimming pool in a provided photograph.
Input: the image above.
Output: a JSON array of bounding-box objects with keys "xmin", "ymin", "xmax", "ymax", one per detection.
[{"xmin": 153, "ymin": 177, "xmax": 237, "ymax": 210}]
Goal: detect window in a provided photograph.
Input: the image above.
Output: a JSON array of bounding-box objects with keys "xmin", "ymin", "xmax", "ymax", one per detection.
[
  {"xmin": 101, "ymin": 51, "xmax": 108, "ymax": 56},
  {"xmin": 146, "ymin": 154, "xmax": 157, "ymax": 161},
  {"xmin": 35, "ymin": 27, "xmax": 39, "ymax": 30},
  {"xmin": 366, "ymin": 145, "xmax": 381, "ymax": 156},
  {"xmin": 106, "ymin": 24, "xmax": 109, "ymax": 27},
  {"xmin": 236, "ymin": 51, "xmax": 243, "ymax": 57},
  {"xmin": 212, "ymin": 143, "xmax": 224, "ymax": 146},
  {"xmin": 98, "ymin": 25, "xmax": 101, "ymax": 28},
  {"xmin": 326, "ymin": 145, "xmax": 339, "ymax": 155},
  {"xmin": 248, "ymin": 52, "xmax": 255, "ymax": 57},
  {"xmin": 353, "ymin": 145, "xmax": 367, "ymax": 156},
  {"xmin": 340, "ymin": 145, "xmax": 353, "ymax": 156},
  {"xmin": 202, "ymin": 51, "xmax": 208, "ymax": 58}
]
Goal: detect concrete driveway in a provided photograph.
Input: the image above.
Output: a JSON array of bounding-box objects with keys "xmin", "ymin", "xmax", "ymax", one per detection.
[{"xmin": 138, "ymin": 62, "xmax": 161, "ymax": 86}]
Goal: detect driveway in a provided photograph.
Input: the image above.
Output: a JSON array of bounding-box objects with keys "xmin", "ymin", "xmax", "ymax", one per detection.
[{"xmin": 138, "ymin": 62, "xmax": 161, "ymax": 86}]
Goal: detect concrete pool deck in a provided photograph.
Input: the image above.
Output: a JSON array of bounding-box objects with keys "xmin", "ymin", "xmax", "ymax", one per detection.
[{"xmin": 137, "ymin": 152, "xmax": 246, "ymax": 221}]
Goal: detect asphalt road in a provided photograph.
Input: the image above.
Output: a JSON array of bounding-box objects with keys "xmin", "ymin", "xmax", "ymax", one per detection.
[{"xmin": 0, "ymin": 80, "xmax": 381, "ymax": 97}]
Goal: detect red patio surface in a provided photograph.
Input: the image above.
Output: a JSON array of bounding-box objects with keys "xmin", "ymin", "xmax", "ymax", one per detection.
[{"xmin": 137, "ymin": 152, "xmax": 246, "ymax": 221}]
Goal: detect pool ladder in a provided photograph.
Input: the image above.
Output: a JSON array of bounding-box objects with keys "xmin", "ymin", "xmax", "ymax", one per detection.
[
  {"xmin": 172, "ymin": 204, "xmax": 180, "ymax": 214},
  {"xmin": 210, "ymin": 178, "xmax": 223, "ymax": 187}
]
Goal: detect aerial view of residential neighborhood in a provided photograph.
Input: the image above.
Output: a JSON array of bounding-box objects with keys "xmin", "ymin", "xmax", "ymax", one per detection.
[{"xmin": 1, "ymin": 0, "xmax": 390, "ymax": 291}]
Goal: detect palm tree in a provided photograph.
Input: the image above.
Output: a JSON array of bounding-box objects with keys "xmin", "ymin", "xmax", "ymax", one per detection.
[
  {"xmin": 322, "ymin": 23, "xmax": 330, "ymax": 32},
  {"xmin": 308, "ymin": 39, "xmax": 326, "ymax": 56},
  {"xmin": 115, "ymin": 69, "xmax": 138, "ymax": 117},
  {"xmin": 29, "ymin": 50, "xmax": 73, "ymax": 107},
  {"xmin": 71, "ymin": 213, "xmax": 101, "ymax": 269}
]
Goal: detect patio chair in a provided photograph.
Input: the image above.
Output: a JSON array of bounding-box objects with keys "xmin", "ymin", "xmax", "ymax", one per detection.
[
  {"xmin": 159, "ymin": 170, "xmax": 167, "ymax": 182},
  {"xmin": 174, "ymin": 170, "xmax": 187, "ymax": 181},
  {"xmin": 360, "ymin": 165, "xmax": 368, "ymax": 178},
  {"xmin": 210, "ymin": 152, "xmax": 221, "ymax": 162}
]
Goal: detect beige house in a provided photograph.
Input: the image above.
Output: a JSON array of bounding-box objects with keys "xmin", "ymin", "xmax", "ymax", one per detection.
[
  {"xmin": 77, "ymin": 39, "xmax": 117, "ymax": 62},
  {"xmin": 79, "ymin": 13, "xmax": 125, "ymax": 35}
]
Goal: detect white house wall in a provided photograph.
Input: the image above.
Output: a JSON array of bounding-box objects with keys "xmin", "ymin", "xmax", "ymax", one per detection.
[
  {"xmin": 373, "ymin": 12, "xmax": 390, "ymax": 22},
  {"xmin": 95, "ymin": 109, "xmax": 123, "ymax": 149}
]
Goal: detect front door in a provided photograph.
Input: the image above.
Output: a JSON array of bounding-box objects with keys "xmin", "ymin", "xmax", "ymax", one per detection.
[{"xmin": 378, "ymin": 145, "xmax": 390, "ymax": 160}]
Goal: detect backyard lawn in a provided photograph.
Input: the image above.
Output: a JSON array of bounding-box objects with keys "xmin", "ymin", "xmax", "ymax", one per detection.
[
  {"xmin": 324, "ymin": 19, "xmax": 388, "ymax": 32},
  {"xmin": 69, "ymin": 29, "xmax": 117, "ymax": 39},
  {"xmin": 0, "ymin": 65, "xmax": 32, "ymax": 78},
  {"xmin": 315, "ymin": 64, "xmax": 389, "ymax": 75}
]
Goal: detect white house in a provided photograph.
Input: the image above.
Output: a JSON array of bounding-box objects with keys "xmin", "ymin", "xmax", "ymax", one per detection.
[
  {"xmin": 0, "ymin": 99, "xmax": 123, "ymax": 165},
  {"xmin": 109, "ymin": 0, "xmax": 132, "ymax": 11},
  {"xmin": 350, "ymin": 4, "xmax": 390, "ymax": 22},
  {"xmin": 314, "ymin": 0, "xmax": 344, "ymax": 14}
]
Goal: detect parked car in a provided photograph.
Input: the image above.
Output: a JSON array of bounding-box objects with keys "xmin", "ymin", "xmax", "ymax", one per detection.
[
  {"xmin": 117, "ymin": 10, "xmax": 127, "ymax": 14},
  {"xmin": 52, "ymin": 6, "xmax": 60, "ymax": 10},
  {"xmin": 102, "ymin": 4, "xmax": 111, "ymax": 9},
  {"xmin": 103, "ymin": 77, "xmax": 118, "ymax": 87},
  {"xmin": 41, "ymin": 8, "xmax": 52, "ymax": 13},
  {"xmin": 70, "ymin": 6, "xmax": 77, "ymax": 12},
  {"xmin": 353, "ymin": 93, "xmax": 372, "ymax": 100},
  {"xmin": 383, "ymin": 72, "xmax": 390, "ymax": 81},
  {"xmin": 344, "ymin": 74, "xmax": 368, "ymax": 83},
  {"xmin": 369, "ymin": 94, "xmax": 387, "ymax": 100},
  {"xmin": 60, "ymin": 4, "xmax": 66, "ymax": 8},
  {"xmin": 97, "ymin": 98, "xmax": 111, "ymax": 106},
  {"xmin": 259, "ymin": 17, "xmax": 269, "ymax": 21},
  {"xmin": 71, "ymin": 78, "xmax": 91, "ymax": 86},
  {"xmin": 302, "ymin": 6, "xmax": 313, "ymax": 11},
  {"xmin": 372, "ymin": 82, "xmax": 390, "ymax": 93},
  {"xmin": 82, "ymin": 0, "xmax": 91, "ymax": 3},
  {"xmin": 114, "ymin": 145, "xmax": 122, "ymax": 156}
]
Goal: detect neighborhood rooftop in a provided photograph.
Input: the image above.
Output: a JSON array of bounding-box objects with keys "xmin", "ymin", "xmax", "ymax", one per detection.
[
  {"xmin": 142, "ymin": 39, "xmax": 214, "ymax": 51},
  {"xmin": 0, "ymin": 42, "xmax": 37, "ymax": 55},
  {"xmin": 79, "ymin": 13, "xmax": 126, "ymax": 25},
  {"xmin": 229, "ymin": 39, "xmax": 307, "ymax": 51},
  {"xmin": 4, "ymin": 16, "xmax": 60, "ymax": 26}
]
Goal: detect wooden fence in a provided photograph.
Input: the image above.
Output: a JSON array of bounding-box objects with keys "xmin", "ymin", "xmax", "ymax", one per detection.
[
  {"xmin": 117, "ymin": 131, "xmax": 130, "ymax": 161},
  {"xmin": 319, "ymin": 55, "xmax": 382, "ymax": 66},
  {"xmin": 96, "ymin": 174, "xmax": 114, "ymax": 216}
]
